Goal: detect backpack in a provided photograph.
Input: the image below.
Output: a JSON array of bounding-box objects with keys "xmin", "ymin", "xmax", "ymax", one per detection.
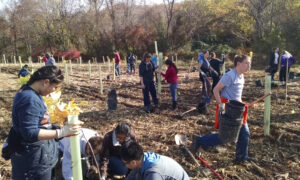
[{"xmin": 2, "ymin": 127, "xmax": 22, "ymax": 160}]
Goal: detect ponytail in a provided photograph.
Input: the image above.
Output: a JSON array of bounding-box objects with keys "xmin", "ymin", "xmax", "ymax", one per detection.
[{"xmin": 24, "ymin": 66, "xmax": 64, "ymax": 89}]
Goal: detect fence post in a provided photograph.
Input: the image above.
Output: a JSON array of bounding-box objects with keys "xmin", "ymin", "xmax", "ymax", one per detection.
[
  {"xmin": 69, "ymin": 60, "xmax": 72, "ymax": 74},
  {"xmin": 64, "ymin": 62, "xmax": 69, "ymax": 87},
  {"xmin": 264, "ymin": 74, "xmax": 271, "ymax": 136},
  {"xmin": 88, "ymin": 60, "xmax": 91, "ymax": 79},
  {"xmin": 113, "ymin": 60, "xmax": 116, "ymax": 80},
  {"xmin": 102, "ymin": 56, "xmax": 105, "ymax": 65},
  {"xmin": 18, "ymin": 56, "xmax": 22, "ymax": 68},
  {"xmin": 99, "ymin": 65, "xmax": 103, "ymax": 94},
  {"xmin": 158, "ymin": 53, "xmax": 163, "ymax": 94}
]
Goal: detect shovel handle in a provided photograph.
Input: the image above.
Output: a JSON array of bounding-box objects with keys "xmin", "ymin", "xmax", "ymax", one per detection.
[
  {"xmin": 183, "ymin": 146, "xmax": 207, "ymax": 177},
  {"xmin": 197, "ymin": 156, "xmax": 224, "ymax": 180},
  {"xmin": 248, "ymin": 92, "xmax": 271, "ymax": 108}
]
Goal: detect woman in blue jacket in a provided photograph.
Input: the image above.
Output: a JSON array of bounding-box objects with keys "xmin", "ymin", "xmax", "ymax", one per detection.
[{"xmin": 10, "ymin": 66, "xmax": 81, "ymax": 179}]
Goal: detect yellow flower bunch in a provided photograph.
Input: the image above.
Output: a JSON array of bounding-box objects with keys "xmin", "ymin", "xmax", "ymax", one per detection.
[
  {"xmin": 19, "ymin": 76, "xmax": 30, "ymax": 86},
  {"xmin": 44, "ymin": 91, "xmax": 84, "ymax": 125}
]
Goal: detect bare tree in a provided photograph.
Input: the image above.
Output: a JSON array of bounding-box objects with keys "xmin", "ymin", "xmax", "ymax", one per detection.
[{"xmin": 163, "ymin": 0, "xmax": 175, "ymax": 40}]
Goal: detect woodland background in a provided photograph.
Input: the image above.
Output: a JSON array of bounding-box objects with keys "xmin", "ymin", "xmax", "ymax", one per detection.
[{"xmin": 0, "ymin": 0, "xmax": 299, "ymax": 63}]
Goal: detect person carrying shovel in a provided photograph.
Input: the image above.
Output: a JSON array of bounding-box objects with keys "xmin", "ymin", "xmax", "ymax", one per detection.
[{"xmin": 192, "ymin": 54, "xmax": 257, "ymax": 163}]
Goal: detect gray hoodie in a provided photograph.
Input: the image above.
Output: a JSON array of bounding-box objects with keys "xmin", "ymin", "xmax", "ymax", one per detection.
[{"xmin": 126, "ymin": 153, "xmax": 190, "ymax": 180}]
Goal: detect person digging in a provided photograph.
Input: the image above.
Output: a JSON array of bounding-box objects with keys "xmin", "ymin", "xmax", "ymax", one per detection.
[{"xmin": 192, "ymin": 55, "xmax": 257, "ymax": 163}]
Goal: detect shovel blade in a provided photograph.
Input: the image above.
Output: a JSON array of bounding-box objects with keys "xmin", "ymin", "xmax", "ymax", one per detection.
[{"xmin": 175, "ymin": 134, "xmax": 187, "ymax": 146}]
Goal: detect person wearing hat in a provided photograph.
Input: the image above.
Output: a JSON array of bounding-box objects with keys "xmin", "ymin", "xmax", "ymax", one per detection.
[{"xmin": 45, "ymin": 52, "xmax": 56, "ymax": 66}]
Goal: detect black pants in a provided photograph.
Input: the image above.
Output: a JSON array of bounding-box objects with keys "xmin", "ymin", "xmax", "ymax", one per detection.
[
  {"xmin": 270, "ymin": 65, "xmax": 278, "ymax": 80},
  {"xmin": 142, "ymin": 81, "xmax": 159, "ymax": 107},
  {"xmin": 279, "ymin": 66, "xmax": 290, "ymax": 82},
  {"xmin": 211, "ymin": 73, "xmax": 220, "ymax": 91},
  {"xmin": 200, "ymin": 73, "xmax": 211, "ymax": 97},
  {"xmin": 129, "ymin": 64, "xmax": 135, "ymax": 73}
]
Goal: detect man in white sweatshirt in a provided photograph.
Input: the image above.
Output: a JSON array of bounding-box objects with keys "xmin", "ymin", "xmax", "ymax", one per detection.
[{"xmin": 59, "ymin": 128, "xmax": 103, "ymax": 180}]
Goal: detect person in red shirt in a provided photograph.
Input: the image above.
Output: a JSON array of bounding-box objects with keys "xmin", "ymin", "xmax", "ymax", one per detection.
[
  {"xmin": 159, "ymin": 59, "xmax": 178, "ymax": 110},
  {"xmin": 114, "ymin": 50, "xmax": 121, "ymax": 76}
]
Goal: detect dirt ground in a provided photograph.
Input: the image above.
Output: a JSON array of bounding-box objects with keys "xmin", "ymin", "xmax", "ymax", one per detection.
[{"xmin": 0, "ymin": 61, "xmax": 299, "ymax": 180}]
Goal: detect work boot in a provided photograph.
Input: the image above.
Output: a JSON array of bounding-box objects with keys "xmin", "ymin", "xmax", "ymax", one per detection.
[
  {"xmin": 171, "ymin": 101, "xmax": 177, "ymax": 110},
  {"xmin": 144, "ymin": 105, "xmax": 153, "ymax": 113},
  {"xmin": 235, "ymin": 157, "xmax": 257, "ymax": 164}
]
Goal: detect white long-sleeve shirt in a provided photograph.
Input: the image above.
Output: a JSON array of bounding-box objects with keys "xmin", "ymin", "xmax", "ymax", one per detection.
[{"xmin": 59, "ymin": 128, "xmax": 99, "ymax": 180}]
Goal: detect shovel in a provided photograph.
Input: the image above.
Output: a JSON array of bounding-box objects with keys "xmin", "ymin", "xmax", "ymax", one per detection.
[{"xmin": 175, "ymin": 134, "xmax": 208, "ymax": 177}]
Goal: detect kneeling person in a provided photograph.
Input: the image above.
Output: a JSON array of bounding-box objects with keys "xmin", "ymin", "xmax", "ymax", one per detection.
[
  {"xmin": 99, "ymin": 123, "xmax": 136, "ymax": 179},
  {"xmin": 121, "ymin": 141, "xmax": 190, "ymax": 180}
]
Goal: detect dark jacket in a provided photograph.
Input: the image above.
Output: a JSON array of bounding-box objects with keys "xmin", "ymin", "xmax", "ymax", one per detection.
[
  {"xmin": 139, "ymin": 60, "xmax": 156, "ymax": 82},
  {"xmin": 18, "ymin": 67, "xmax": 30, "ymax": 78},
  {"xmin": 210, "ymin": 58, "xmax": 224, "ymax": 75},
  {"xmin": 11, "ymin": 86, "xmax": 58, "ymax": 179},
  {"xmin": 99, "ymin": 130, "xmax": 136, "ymax": 177},
  {"xmin": 269, "ymin": 51, "xmax": 278, "ymax": 67}
]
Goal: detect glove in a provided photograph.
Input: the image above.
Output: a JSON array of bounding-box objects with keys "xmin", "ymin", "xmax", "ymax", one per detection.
[
  {"xmin": 56, "ymin": 124, "xmax": 81, "ymax": 138},
  {"xmin": 100, "ymin": 176, "xmax": 106, "ymax": 180},
  {"xmin": 200, "ymin": 71, "xmax": 206, "ymax": 77},
  {"xmin": 219, "ymin": 103, "xmax": 225, "ymax": 114},
  {"xmin": 213, "ymin": 70, "xmax": 219, "ymax": 76}
]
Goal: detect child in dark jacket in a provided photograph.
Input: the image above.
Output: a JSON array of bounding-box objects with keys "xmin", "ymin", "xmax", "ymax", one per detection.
[
  {"xmin": 159, "ymin": 59, "xmax": 178, "ymax": 110},
  {"xmin": 18, "ymin": 65, "xmax": 30, "ymax": 78}
]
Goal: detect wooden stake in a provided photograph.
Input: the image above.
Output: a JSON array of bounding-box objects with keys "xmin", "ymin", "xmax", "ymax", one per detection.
[
  {"xmin": 158, "ymin": 53, "xmax": 163, "ymax": 93},
  {"xmin": 99, "ymin": 65, "xmax": 103, "ymax": 94},
  {"xmin": 18, "ymin": 56, "xmax": 22, "ymax": 68},
  {"xmin": 102, "ymin": 56, "xmax": 105, "ymax": 64},
  {"xmin": 3, "ymin": 54, "xmax": 6, "ymax": 64},
  {"xmin": 113, "ymin": 61, "xmax": 116, "ymax": 80},
  {"xmin": 88, "ymin": 60, "xmax": 91, "ymax": 79},
  {"xmin": 222, "ymin": 53, "xmax": 226, "ymax": 74},
  {"xmin": 69, "ymin": 60, "xmax": 72, "ymax": 74},
  {"xmin": 79, "ymin": 56, "xmax": 82, "ymax": 66},
  {"xmin": 14, "ymin": 56, "xmax": 16, "ymax": 64},
  {"xmin": 155, "ymin": 41, "xmax": 158, "ymax": 56},
  {"xmin": 64, "ymin": 62, "xmax": 69, "ymax": 87},
  {"xmin": 29, "ymin": 56, "xmax": 33, "ymax": 70},
  {"xmin": 107, "ymin": 56, "xmax": 111, "ymax": 73},
  {"xmin": 264, "ymin": 74, "xmax": 271, "ymax": 136},
  {"xmin": 285, "ymin": 58, "xmax": 288, "ymax": 102}
]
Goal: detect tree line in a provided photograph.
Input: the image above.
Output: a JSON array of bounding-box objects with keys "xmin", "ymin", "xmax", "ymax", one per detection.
[{"xmin": 0, "ymin": 0, "xmax": 299, "ymax": 62}]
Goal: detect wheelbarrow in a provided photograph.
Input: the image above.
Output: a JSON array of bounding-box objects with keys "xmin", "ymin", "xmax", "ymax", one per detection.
[{"xmin": 175, "ymin": 134, "xmax": 224, "ymax": 180}]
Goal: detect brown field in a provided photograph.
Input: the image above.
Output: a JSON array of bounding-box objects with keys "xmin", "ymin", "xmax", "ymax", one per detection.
[{"xmin": 0, "ymin": 61, "xmax": 299, "ymax": 180}]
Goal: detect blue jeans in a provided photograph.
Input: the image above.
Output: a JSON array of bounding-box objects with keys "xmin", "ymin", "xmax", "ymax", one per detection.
[
  {"xmin": 142, "ymin": 81, "xmax": 158, "ymax": 107},
  {"xmin": 115, "ymin": 63, "xmax": 120, "ymax": 76},
  {"xmin": 108, "ymin": 156, "xmax": 128, "ymax": 175},
  {"xmin": 169, "ymin": 83, "xmax": 178, "ymax": 102},
  {"xmin": 196, "ymin": 123, "xmax": 250, "ymax": 161}
]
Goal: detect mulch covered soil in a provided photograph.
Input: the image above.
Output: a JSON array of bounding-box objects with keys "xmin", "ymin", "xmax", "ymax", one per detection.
[{"xmin": 0, "ymin": 62, "xmax": 299, "ymax": 180}]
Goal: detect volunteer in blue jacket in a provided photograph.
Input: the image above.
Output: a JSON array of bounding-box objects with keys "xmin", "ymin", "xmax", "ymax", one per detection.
[
  {"xmin": 11, "ymin": 66, "xmax": 81, "ymax": 179},
  {"xmin": 18, "ymin": 65, "xmax": 30, "ymax": 78},
  {"xmin": 121, "ymin": 141, "xmax": 190, "ymax": 180}
]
